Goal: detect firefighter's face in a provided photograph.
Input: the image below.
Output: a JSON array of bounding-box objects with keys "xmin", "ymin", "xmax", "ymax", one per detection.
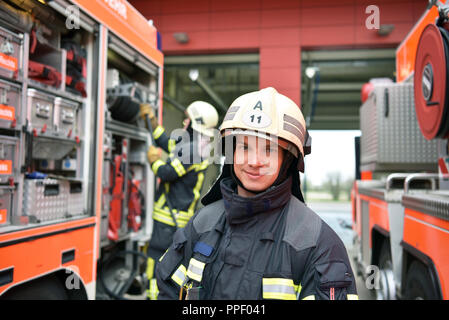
[{"xmin": 233, "ymin": 135, "xmax": 284, "ymax": 196}]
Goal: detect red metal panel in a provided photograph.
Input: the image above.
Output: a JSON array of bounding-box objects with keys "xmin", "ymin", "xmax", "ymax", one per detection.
[
  {"xmin": 300, "ymin": 25, "xmax": 355, "ymax": 47},
  {"xmin": 161, "ymin": 13, "xmax": 210, "ymax": 32},
  {"xmin": 356, "ymin": 0, "xmax": 409, "ymax": 5},
  {"xmin": 261, "ymin": 9, "xmax": 301, "ymax": 28},
  {"xmin": 413, "ymin": 0, "xmax": 429, "ymax": 21},
  {"xmin": 260, "ymin": 67, "xmax": 300, "ymax": 89},
  {"xmin": 300, "ymin": 5, "xmax": 355, "ymax": 27},
  {"xmin": 361, "ymin": 171, "xmax": 373, "ymax": 180},
  {"xmin": 260, "ymin": 47, "xmax": 300, "ymax": 68},
  {"xmin": 131, "ymin": 0, "xmax": 161, "ymax": 15},
  {"xmin": 161, "ymin": 0, "xmax": 210, "ymax": 14},
  {"xmin": 259, "ymin": 64, "xmax": 301, "ymax": 105},
  {"xmin": 209, "ymin": 30, "xmax": 260, "ymax": 50},
  {"xmin": 369, "ymin": 198, "xmax": 390, "ymax": 235},
  {"xmin": 301, "ymin": 0, "xmax": 356, "ymax": 7},
  {"xmin": 133, "ymin": 0, "xmax": 418, "ymax": 52},
  {"xmin": 359, "ymin": 194, "xmax": 389, "ymax": 248},
  {"xmin": 210, "ymin": 0, "xmax": 262, "ymax": 12},
  {"xmin": 210, "ymin": 10, "xmax": 261, "ymax": 31},
  {"xmin": 260, "ymin": 28, "xmax": 300, "ymax": 47},
  {"xmin": 262, "ymin": 0, "xmax": 301, "ymax": 9}
]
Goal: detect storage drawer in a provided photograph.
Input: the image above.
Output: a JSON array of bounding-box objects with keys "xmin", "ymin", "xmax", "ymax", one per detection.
[
  {"xmin": 23, "ymin": 178, "xmax": 69, "ymax": 222},
  {"xmin": 32, "ymin": 136, "xmax": 76, "ymax": 160},
  {"xmin": 54, "ymin": 97, "xmax": 79, "ymax": 139},
  {"xmin": 27, "ymin": 88, "xmax": 55, "ymax": 136},
  {"xmin": 0, "ymin": 135, "xmax": 19, "ymax": 183},
  {"xmin": 0, "ymin": 26, "xmax": 22, "ymax": 81},
  {"xmin": 0, "ymin": 79, "xmax": 21, "ymax": 129},
  {"xmin": 0, "ymin": 186, "xmax": 14, "ymax": 226}
]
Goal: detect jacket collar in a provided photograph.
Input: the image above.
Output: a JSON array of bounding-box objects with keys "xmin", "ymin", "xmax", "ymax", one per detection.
[{"xmin": 220, "ymin": 176, "xmax": 292, "ymax": 225}]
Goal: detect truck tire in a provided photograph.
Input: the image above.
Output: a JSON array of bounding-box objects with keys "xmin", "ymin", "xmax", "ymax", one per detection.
[
  {"xmin": 1, "ymin": 275, "xmax": 68, "ymax": 300},
  {"xmin": 404, "ymin": 261, "xmax": 439, "ymax": 300},
  {"xmin": 376, "ymin": 241, "xmax": 395, "ymax": 300}
]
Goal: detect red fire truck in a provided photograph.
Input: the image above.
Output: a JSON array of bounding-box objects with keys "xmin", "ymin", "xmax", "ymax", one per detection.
[
  {"xmin": 0, "ymin": 0, "xmax": 163, "ymax": 299},
  {"xmin": 352, "ymin": 1, "xmax": 449, "ymax": 300}
]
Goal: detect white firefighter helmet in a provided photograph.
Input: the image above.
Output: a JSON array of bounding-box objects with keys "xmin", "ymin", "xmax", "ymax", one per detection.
[
  {"xmin": 185, "ymin": 101, "xmax": 219, "ymax": 137},
  {"xmin": 220, "ymin": 87, "xmax": 309, "ymax": 171}
]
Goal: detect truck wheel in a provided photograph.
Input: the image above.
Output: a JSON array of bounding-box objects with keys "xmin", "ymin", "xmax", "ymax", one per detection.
[
  {"xmin": 376, "ymin": 241, "xmax": 396, "ymax": 300},
  {"xmin": 404, "ymin": 261, "xmax": 439, "ymax": 300},
  {"xmin": 1, "ymin": 275, "xmax": 68, "ymax": 300}
]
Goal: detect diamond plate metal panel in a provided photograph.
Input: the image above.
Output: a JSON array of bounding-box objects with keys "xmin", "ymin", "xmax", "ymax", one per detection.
[
  {"xmin": 360, "ymin": 82, "xmax": 438, "ymax": 171},
  {"xmin": 23, "ymin": 179, "xmax": 69, "ymax": 222}
]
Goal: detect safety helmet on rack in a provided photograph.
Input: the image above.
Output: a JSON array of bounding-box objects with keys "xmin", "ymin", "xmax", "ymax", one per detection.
[
  {"xmin": 185, "ymin": 101, "xmax": 219, "ymax": 137},
  {"xmin": 219, "ymin": 87, "xmax": 311, "ymax": 172}
]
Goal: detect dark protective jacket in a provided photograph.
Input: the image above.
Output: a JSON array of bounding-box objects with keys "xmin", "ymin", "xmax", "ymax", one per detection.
[
  {"xmin": 155, "ymin": 176, "xmax": 358, "ymax": 300},
  {"xmin": 148, "ymin": 125, "xmax": 209, "ymax": 257}
]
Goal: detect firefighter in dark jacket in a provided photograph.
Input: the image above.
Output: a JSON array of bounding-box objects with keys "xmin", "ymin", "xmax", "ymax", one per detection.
[
  {"xmin": 140, "ymin": 101, "xmax": 218, "ymax": 300},
  {"xmin": 155, "ymin": 87, "xmax": 358, "ymax": 300}
]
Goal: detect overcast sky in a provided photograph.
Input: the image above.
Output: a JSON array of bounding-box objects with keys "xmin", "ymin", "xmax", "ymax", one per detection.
[{"xmin": 302, "ymin": 130, "xmax": 361, "ymax": 186}]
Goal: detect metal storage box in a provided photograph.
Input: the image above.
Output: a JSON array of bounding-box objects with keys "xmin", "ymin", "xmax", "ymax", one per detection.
[
  {"xmin": 0, "ymin": 135, "xmax": 19, "ymax": 183},
  {"xmin": 360, "ymin": 82, "xmax": 438, "ymax": 172},
  {"xmin": 0, "ymin": 79, "xmax": 21, "ymax": 129},
  {"xmin": 54, "ymin": 97, "xmax": 79, "ymax": 139},
  {"xmin": 0, "ymin": 186, "xmax": 14, "ymax": 226},
  {"xmin": 27, "ymin": 89, "xmax": 55, "ymax": 136},
  {"xmin": 23, "ymin": 178, "xmax": 70, "ymax": 222},
  {"xmin": 23, "ymin": 178, "xmax": 86, "ymax": 223},
  {"xmin": 0, "ymin": 26, "xmax": 23, "ymax": 81}
]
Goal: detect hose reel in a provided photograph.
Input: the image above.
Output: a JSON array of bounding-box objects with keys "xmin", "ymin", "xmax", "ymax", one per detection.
[{"xmin": 414, "ymin": 4, "xmax": 449, "ymax": 140}]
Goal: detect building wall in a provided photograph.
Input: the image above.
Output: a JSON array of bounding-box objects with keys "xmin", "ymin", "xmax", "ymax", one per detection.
[{"xmin": 131, "ymin": 0, "xmax": 427, "ymax": 106}]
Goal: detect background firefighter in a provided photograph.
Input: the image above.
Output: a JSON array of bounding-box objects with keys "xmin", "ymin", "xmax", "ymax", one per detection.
[
  {"xmin": 140, "ymin": 101, "xmax": 219, "ymax": 300},
  {"xmin": 155, "ymin": 87, "xmax": 358, "ymax": 300}
]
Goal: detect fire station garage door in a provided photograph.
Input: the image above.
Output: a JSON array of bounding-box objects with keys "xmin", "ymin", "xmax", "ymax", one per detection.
[{"xmin": 302, "ymin": 48, "xmax": 395, "ymax": 130}]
